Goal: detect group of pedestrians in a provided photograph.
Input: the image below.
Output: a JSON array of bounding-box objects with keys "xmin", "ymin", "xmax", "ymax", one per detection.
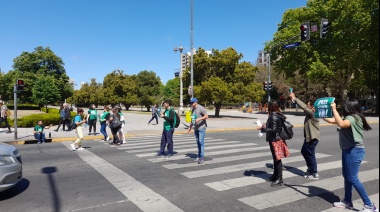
[
  {"xmin": 156, "ymin": 98, "xmax": 209, "ymax": 165},
  {"xmin": 54, "ymin": 103, "xmax": 74, "ymax": 132},
  {"xmin": 68, "ymin": 105, "xmax": 126, "ymax": 150},
  {"xmin": 256, "ymin": 91, "xmax": 376, "ymax": 212}
]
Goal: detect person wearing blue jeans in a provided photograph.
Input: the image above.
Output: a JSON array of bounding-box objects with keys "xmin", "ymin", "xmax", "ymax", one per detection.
[
  {"xmin": 157, "ymin": 100, "xmax": 176, "ymax": 157},
  {"xmin": 99, "ymin": 106, "xmax": 110, "ymax": 141},
  {"xmin": 188, "ymin": 98, "xmax": 208, "ymax": 164},
  {"xmin": 194, "ymin": 128, "xmax": 206, "ymax": 161},
  {"xmin": 148, "ymin": 104, "xmax": 159, "ymax": 125},
  {"xmin": 33, "ymin": 120, "xmax": 52, "ymax": 144},
  {"xmin": 324, "ymin": 99, "xmax": 376, "ymax": 212},
  {"xmin": 290, "ymin": 92, "xmax": 320, "ymax": 179}
]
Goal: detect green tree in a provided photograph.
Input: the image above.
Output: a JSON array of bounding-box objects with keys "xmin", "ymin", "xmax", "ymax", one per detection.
[
  {"xmin": 136, "ymin": 70, "xmax": 162, "ymax": 111},
  {"xmin": 8, "ymin": 46, "xmax": 73, "ymax": 103},
  {"xmin": 32, "ymin": 75, "xmax": 61, "ymax": 110},
  {"xmin": 163, "ymin": 78, "xmax": 180, "ymax": 106},
  {"xmin": 267, "ymin": 0, "xmax": 379, "ymax": 111},
  {"xmin": 184, "ymin": 47, "xmax": 264, "ymax": 116}
]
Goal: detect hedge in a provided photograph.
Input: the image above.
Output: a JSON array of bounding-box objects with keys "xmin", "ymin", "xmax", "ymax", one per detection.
[{"xmin": 4, "ymin": 107, "xmax": 78, "ymax": 127}]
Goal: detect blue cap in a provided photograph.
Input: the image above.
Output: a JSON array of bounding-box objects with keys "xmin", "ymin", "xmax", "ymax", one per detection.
[{"xmin": 190, "ymin": 98, "xmax": 198, "ymax": 103}]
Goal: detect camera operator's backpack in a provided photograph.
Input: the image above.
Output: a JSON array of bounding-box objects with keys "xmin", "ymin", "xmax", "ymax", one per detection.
[{"xmin": 280, "ymin": 120, "xmax": 294, "ymax": 140}]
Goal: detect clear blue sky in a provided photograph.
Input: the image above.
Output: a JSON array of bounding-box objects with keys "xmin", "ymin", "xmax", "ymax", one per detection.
[{"xmin": 0, "ymin": 0, "xmax": 306, "ymax": 89}]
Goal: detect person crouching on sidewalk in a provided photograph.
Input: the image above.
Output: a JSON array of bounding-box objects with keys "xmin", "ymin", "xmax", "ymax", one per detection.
[{"xmin": 33, "ymin": 120, "xmax": 53, "ymax": 144}]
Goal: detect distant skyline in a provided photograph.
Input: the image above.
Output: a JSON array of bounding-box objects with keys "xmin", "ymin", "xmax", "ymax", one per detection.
[{"xmin": 0, "ymin": 0, "xmax": 307, "ymax": 89}]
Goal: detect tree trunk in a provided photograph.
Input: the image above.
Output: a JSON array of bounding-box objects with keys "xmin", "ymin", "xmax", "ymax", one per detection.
[{"xmin": 215, "ymin": 103, "xmax": 222, "ymax": 117}]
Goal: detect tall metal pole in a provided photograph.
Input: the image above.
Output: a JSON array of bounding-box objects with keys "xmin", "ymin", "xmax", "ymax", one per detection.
[
  {"xmin": 190, "ymin": 0, "xmax": 194, "ymax": 98},
  {"xmin": 267, "ymin": 53, "xmax": 271, "ymax": 103},
  {"xmin": 174, "ymin": 45, "xmax": 185, "ymax": 114},
  {"xmin": 13, "ymin": 84, "xmax": 18, "ymax": 139}
]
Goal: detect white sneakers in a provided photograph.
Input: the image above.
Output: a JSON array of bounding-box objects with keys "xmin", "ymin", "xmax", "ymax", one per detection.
[
  {"xmin": 71, "ymin": 143, "xmax": 85, "ymax": 151},
  {"xmin": 70, "ymin": 144, "xmax": 76, "ymax": 151}
]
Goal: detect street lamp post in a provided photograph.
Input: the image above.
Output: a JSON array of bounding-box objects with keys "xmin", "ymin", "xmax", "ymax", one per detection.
[
  {"xmin": 190, "ymin": 0, "xmax": 194, "ymax": 99},
  {"xmin": 174, "ymin": 44, "xmax": 185, "ymax": 114}
]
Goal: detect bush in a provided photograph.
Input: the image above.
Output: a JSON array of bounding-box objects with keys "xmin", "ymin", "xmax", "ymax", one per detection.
[
  {"xmin": 7, "ymin": 104, "xmax": 40, "ymax": 110},
  {"xmin": 6, "ymin": 106, "xmax": 78, "ymax": 127}
]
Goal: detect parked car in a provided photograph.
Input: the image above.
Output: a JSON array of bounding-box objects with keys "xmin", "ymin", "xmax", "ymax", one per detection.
[{"xmin": 0, "ymin": 143, "xmax": 22, "ymax": 192}]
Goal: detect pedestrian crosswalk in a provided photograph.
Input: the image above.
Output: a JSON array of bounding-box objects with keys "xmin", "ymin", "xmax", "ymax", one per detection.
[{"xmin": 104, "ymin": 134, "xmax": 379, "ymax": 211}]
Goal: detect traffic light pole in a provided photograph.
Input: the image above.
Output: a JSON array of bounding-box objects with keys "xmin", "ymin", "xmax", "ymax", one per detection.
[{"xmin": 13, "ymin": 84, "xmax": 18, "ymax": 139}]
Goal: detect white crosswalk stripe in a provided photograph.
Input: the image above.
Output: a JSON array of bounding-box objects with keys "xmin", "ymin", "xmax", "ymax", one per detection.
[
  {"xmin": 163, "ymin": 149, "xmax": 299, "ymax": 169},
  {"xmin": 110, "ymin": 135, "xmax": 378, "ymax": 211},
  {"xmin": 121, "ymin": 137, "xmax": 221, "ymax": 147},
  {"xmin": 122, "ymin": 140, "xmax": 242, "ymax": 153},
  {"xmin": 181, "ymin": 153, "xmax": 331, "ymax": 178},
  {"xmin": 238, "ymin": 168, "xmax": 379, "ymax": 210},
  {"xmin": 320, "ymin": 194, "xmax": 379, "ymax": 212},
  {"xmin": 148, "ymin": 146, "xmax": 269, "ymax": 163},
  {"xmin": 135, "ymin": 143, "xmax": 258, "ymax": 158},
  {"xmin": 205, "ymin": 160, "xmax": 367, "ymax": 191}
]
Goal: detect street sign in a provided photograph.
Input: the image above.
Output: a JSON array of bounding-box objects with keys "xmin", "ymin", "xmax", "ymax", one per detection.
[
  {"xmin": 284, "ymin": 42, "xmax": 301, "ymax": 49},
  {"xmin": 314, "ymin": 97, "xmax": 335, "ymax": 118}
]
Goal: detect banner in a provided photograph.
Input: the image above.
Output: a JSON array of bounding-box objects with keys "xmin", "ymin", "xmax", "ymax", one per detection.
[{"xmin": 314, "ymin": 97, "xmax": 335, "ymax": 118}]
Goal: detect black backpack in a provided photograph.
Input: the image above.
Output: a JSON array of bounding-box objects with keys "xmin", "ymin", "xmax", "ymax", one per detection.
[
  {"xmin": 280, "ymin": 120, "xmax": 294, "ymax": 140},
  {"xmin": 170, "ymin": 109, "xmax": 180, "ymax": 128}
]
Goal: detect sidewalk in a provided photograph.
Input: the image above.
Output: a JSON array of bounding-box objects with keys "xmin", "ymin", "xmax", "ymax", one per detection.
[{"xmin": 1, "ymin": 108, "xmax": 378, "ymax": 145}]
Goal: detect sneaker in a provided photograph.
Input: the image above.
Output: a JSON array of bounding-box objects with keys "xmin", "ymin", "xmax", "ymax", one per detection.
[
  {"xmin": 303, "ymin": 170, "xmax": 311, "ymax": 177},
  {"xmin": 70, "ymin": 144, "xmax": 77, "ymax": 151},
  {"xmin": 38, "ymin": 142, "xmax": 41, "ymax": 144},
  {"xmin": 165, "ymin": 154, "xmax": 173, "ymax": 158},
  {"xmin": 106, "ymin": 137, "xmax": 110, "ymax": 142},
  {"xmin": 359, "ymin": 204, "xmax": 378, "ymax": 212},
  {"xmin": 333, "ymin": 200, "xmax": 354, "ymax": 209},
  {"xmin": 123, "ymin": 140, "xmax": 127, "ymax": 144},
  {"xmin": 157, "ymin": 153, "xmax": 164, "ymax": 157},
  {"xmin": 77, "ymin": 147, "xmax": 85, "ymax": 150},
  {"xmin": 194, "ymin": 157, "xmax": 200, "ymax": 162},
  {"xmin": 198, "ymin": 158, "xmax": 204, "ymax": 164},
  {"xmin": 305, "ymin": 173, "xmax": 319, "ymax": 180}
]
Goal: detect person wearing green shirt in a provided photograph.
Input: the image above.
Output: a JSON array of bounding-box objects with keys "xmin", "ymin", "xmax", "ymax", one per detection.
[
  {"xmin": 99, "ymin": 106, "xmax": 110, "ymax": 141},
  {"xmin": 33, "ymin": 120, "xmax": 52, "ymax": 144},
  {"xmin": 157, "ymin": 100, "xmax": 176, "ymax": 158},
  {"xmin": 87, "ymin": 104, "xmax": 98, "ymax": 135},
  {"xmin": 324, "ymin": 99, "xmax": 376, "ymax": 212}
]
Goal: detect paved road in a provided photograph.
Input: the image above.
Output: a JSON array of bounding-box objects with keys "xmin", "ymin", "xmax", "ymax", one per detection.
[
  {"xmin": 1, "ymin": 108, "xmax": 379, "ymax": 145},
  {"xmin": 0, "ymin": 125, "xmax": 378, "ymax": 212}
]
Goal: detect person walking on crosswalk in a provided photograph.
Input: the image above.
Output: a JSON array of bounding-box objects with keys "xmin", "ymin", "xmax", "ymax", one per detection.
[
  {"xmin": 157, "ymin": 100, "xmax": 176, "ymax": 158},
  {"xmin": 257, "ymin": 100, "xmax": 289, "ymax": 186},
  {"xmin": 187, "ymin": 98, "xmax": 208, "ymax": 164},
  {"xmin": 289, "ymin": 92, "xmax": 320, "ymax": 179},
  {"xmin": 324, "ymin": 99, "xmax": 376, "ymax": 212}
]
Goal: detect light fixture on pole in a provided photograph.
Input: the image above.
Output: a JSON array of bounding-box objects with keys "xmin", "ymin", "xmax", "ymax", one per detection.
[{"xmin": 174, "ymin": 44, "xmax": 185, "ymax": 114}]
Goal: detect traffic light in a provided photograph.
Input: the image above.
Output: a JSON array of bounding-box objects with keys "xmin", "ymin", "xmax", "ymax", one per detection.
[
  {"xmin": 181, "ymin": 54, "xmax": 188, "ymax": 70},
  {"xmin": 320, "ymin": 18, "xmax": 330, "ymax": 39},
  {"xmin": 263, "ymin": 81, "xmax": 268, "ymax": 91},
  {"xmin": 300, "ymin": 22, "xmax": 310, "ymax": 41},
  {"xmin": 17, "ymin": 79, "xmax": 24, "ymax": 91},
  {"xmin": 268, "ymin": 81, "xmax": 273, "ymax": 90}
]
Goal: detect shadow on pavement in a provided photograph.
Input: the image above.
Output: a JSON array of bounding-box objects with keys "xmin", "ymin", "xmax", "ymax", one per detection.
[{"xmin": 0, "ymin": 178, "xmax": 30, "ymax": 201}]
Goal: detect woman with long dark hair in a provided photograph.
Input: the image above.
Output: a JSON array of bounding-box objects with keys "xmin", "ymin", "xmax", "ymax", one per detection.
[
  {"xmin": 324, "ymin": 99, "xmax": 376, "ymax": 212},
  {"xmin": 257, "ymin": 100, "xmax": 289, "ymax": 186},
  {"xmin": 108, "ymin": 108, "xmax": 122, "ymax": 146}
]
